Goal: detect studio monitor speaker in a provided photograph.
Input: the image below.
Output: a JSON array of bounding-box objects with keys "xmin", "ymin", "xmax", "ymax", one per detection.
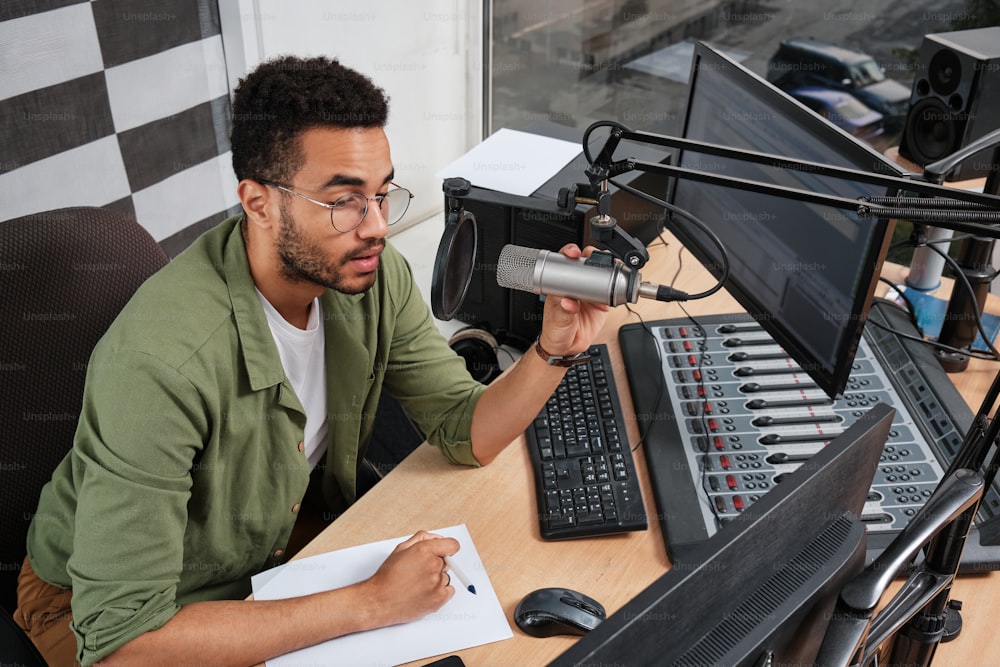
[{"xmin": 899, "ymin": 27, "xmax": 1000, "ymax": 180}]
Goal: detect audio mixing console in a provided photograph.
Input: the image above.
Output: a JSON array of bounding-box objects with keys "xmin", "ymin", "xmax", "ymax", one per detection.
[{"xmin": 619, "ymin": 303, "xmax": 1000, "ymax": 569}]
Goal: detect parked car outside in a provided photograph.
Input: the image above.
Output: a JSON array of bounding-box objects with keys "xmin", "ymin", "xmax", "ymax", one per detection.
[
  {"xmin": 788, "ymin": 86, "xmax": 886, "ymax": 147},
  {"xmin": 766, "ymin": 37, "xmax": 911, "ymax": 132}
]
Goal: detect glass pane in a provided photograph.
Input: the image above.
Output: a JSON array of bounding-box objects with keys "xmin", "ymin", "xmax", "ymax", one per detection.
[{"xmin": 488, "ymin": 0, "xmax": 968, "ymax": 149}]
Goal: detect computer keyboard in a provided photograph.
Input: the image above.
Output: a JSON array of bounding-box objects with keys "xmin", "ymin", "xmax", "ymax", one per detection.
[{"xmin": 525, "ymin": 344, "xmax": 648, "ymax": 539}]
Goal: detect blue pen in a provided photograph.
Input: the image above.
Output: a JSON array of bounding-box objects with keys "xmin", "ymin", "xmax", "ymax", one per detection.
[{"xmin": 444, "ymin": 556, "xmax": 477, "ymax": 595}]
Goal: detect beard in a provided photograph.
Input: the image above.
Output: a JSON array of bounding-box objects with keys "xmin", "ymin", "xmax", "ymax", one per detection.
[{"xmin": 275, "ymin": 203, "xmax": 382, "ymax": 295}]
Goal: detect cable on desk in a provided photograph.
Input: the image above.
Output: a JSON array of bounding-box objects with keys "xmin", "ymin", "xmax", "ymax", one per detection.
[
  {"xmin": 621, "ymin": 224, "xmax": 673, "ymax": 453},
  {"xmin": 877, "ymin": 276, "xmax": 922, "ymax": 333},
  {"xmin": 622, "ymin": 305, "xmax": 662, "ymax": 456},
  {"xmin": 925, "ymin": 241, "xmax": 1000, "ymax": 359},
  {"xmin": 880, "ymin": 235, "xmax": 1000, "ymax": 361}
]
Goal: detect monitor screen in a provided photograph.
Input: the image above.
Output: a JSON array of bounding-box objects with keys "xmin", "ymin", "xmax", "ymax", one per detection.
[
  {"xmin": 550, "ymin": 403, "xmax": 894, "ymax": 667},
  {"xmin": 666, "ymin": 42, "xmax": 905, "ymax": 398}
]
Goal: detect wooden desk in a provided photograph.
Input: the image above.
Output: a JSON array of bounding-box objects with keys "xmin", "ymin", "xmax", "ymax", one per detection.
[{"xmin": 287, "ymin": 239, "xmax": 1000, "ymax": 666}]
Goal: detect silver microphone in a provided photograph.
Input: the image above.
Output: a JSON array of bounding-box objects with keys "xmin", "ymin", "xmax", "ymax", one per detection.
[{"xmin": 496, "ymin": 244, "xmax": 643, "ymax": 306}]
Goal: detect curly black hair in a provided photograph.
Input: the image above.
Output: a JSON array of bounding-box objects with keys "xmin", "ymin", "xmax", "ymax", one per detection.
[{"xmin": 230, "ymin": 55, "xmax": 389, "ymax": 184}]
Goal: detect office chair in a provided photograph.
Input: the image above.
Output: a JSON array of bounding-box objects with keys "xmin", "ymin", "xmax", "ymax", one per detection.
[
  {"xmin": 0, "ymin": 207, "xmax": 169, "ymax": 632},
  {"xmin": 0, "ymin": 606, "xmax": 47, "ymax": 666}
]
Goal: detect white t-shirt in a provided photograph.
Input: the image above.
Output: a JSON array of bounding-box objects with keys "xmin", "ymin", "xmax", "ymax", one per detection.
[{"xmin": 255, "ymin": 290, "xmax": 329, "ymax": 470}]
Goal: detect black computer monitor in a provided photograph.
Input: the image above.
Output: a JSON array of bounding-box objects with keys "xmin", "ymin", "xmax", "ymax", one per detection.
[
  {"xmin": 550, "ymin": 403, "xmax": 894, "ymax": 667},
  {"xmin": 666, "ymin": 42, "xmax": 906, "ymax": 398}
]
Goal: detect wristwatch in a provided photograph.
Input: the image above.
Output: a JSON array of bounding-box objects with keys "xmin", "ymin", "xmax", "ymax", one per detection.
[{"xmin": 533, "ymin": 337, "xmax": 591, "ymax": 367}]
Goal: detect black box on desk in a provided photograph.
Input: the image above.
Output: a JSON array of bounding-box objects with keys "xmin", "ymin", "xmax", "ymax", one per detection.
[{"xmin": 442, "ymin": 129, "xmax": 670, "ymax": 350}]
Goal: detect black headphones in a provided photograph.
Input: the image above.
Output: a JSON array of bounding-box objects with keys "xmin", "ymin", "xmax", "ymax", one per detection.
[{"xmin": 448, "ymin": 326, "xmax": 502, "ymax": 384}]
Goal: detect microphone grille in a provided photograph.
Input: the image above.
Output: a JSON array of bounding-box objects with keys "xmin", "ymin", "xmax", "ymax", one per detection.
[{"xmin": 496, "ymin": 245, "xmax": 538, "ymax": 291}]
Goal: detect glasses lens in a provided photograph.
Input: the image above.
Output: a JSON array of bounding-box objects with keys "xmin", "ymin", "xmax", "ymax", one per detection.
[
  {"xmin": 329, "ymin": 189, "xmax": 412, "ymax": 231},
  {"xmin": 383, "ymin": 188, "xmax": 412, "ymax": 226},
  {"xmin": 330, "ymin": 194, "xmax": 368, "ymax": 232}
]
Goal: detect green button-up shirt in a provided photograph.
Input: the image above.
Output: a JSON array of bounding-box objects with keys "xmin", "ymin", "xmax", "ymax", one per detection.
[{"xmin": 26, "ymin": 215, "xmax": 486, "ymax": 665}]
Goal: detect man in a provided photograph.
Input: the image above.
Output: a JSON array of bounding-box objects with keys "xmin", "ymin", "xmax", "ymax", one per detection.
[{"xmin": 15, "ymin": 56, "xmax": 608, "ymax": 665}]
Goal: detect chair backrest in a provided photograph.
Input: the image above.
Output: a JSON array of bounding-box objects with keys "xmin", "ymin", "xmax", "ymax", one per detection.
[{"xmin": 0, "ymin": 207, "xmax": 169, "ymax": 614}]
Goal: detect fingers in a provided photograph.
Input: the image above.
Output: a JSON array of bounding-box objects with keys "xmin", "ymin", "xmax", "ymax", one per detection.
[
  {"xmin": 557, "ymin": 243, "xmax": 602, "ymax": 260},
  {"xmin": 394, "ymin": 529, "xmax": 438, "ymax": 548},
  {"xmin": 554, "ymin": 295, "xmax": 609, "ymax": 313},
  {"xmin": 423, "ymin": 536, "xmax": 460, "ymax": 558},
  {"xmin": 558, "ymin": 243, "xmax": 583, "ymax": 259},
  {"xmin": 395, "ymin": 531, "xmax": 460, "ymax": 557},
  {"xmin": 394, "ymin": 530, "xmax": 445, "ymax": 550},
  {"xmin": 558, "ymin": 296, "xmax": 581, "ymax": 314}
]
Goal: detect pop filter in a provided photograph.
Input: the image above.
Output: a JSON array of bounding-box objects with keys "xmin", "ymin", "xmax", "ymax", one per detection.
[{"xmin": 431, "ymin": 177, "xmax": 478, "ymax": 320}]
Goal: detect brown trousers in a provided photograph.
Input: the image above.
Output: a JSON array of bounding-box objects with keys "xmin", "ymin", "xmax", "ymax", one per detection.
[
  {"xmin": 10, "ymin": 507, "xmax": 329, "ymax": 667},
  {"xmin": 13, "ymin": 556, "xmax": 80, "ymax": 667}
]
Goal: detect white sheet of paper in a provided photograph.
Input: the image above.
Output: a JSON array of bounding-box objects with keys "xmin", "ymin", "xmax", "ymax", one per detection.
[
  {"xmin": 251, "ymin": 524, "xmax": 512, "ymax": 666},
  {"xmin": 435, "ymin": 128, "xmax": 582, "ymax": 196}
]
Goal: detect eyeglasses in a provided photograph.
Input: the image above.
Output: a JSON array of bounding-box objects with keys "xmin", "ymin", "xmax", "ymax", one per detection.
[{"xmin": 260, "ymin": 180, "xmax": 413, "ymax": 232}]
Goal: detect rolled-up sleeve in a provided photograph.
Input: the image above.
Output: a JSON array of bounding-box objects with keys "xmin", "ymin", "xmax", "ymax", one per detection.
[{"xmin": 67, "ymin": 349, "xmax": 203, "ymax": 665}]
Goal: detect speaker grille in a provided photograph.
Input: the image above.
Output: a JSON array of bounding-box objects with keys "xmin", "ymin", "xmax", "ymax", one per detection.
[
  {"xmin": 928, "ymin": 48, "xmax": 962, "ymax": 97},
  {"xmin": 904, "ymin": 98, "xmax": 958, "ymax": 164}
]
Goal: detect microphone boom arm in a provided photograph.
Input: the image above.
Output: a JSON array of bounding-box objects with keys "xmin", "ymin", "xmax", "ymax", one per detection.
[{"xmin": 584, "ymin": 125, "xmax": 1000, "ymax": 232}]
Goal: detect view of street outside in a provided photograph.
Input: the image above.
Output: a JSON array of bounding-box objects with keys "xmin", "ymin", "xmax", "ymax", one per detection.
[{"xmin": 490, "ymin": 0, "xmax": 973, "ymax": 152}]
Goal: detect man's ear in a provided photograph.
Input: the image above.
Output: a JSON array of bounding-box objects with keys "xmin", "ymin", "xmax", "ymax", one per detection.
[{"xmin": 237, "ymin": 179, "xmax": 276, "ymax": 229}]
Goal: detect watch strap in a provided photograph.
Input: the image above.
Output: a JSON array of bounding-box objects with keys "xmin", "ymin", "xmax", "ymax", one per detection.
[{"xmin": 533, "ymin": 338, "xmax": 591, "ymax": 367}]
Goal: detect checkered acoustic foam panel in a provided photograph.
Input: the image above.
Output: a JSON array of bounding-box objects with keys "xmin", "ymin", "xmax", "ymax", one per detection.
[{"xmin": 0, "ymin": 0, "xmax": 241, "ymax": 257}]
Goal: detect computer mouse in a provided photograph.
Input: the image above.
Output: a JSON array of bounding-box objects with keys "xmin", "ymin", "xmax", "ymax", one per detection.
[{"xmin": 514, "ymin": 587, "xmax": 606, "ymax": 637}]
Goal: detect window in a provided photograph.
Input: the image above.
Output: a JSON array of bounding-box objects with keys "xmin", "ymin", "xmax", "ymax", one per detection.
[{"xmin": 487, "ymin": 0, "xmax": 973, "ymax": 147}]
